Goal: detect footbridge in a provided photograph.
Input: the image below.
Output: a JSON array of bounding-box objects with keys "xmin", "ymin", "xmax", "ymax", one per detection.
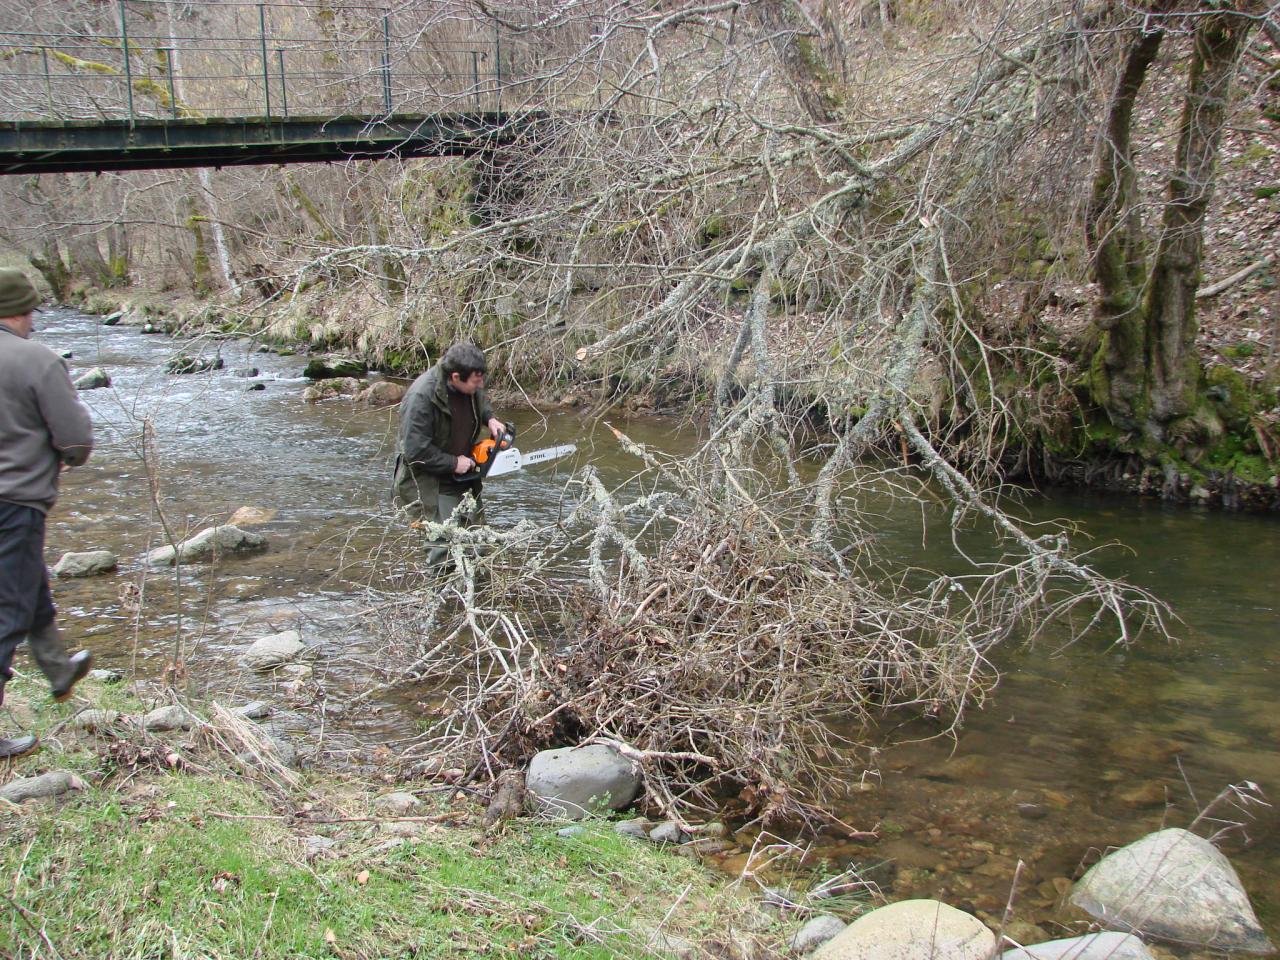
[{"xmin": 0, "ymin": 2, "xmax": 575, "ymax": 175}]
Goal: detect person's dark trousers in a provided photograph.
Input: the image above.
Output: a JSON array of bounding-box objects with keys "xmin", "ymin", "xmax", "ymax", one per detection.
[
  {"xmin": 0, "ymin": 500, "xmax": 91, "ymax": 703},
  {"xmin": 0, "ymin": 502, "xmax": 57, "ymax": 692}
]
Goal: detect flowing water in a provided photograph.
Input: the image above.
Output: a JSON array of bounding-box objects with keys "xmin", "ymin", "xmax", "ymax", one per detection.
[{"xmin": 28, "ymin": 308, "xmax": 1280, "ymax": 939}]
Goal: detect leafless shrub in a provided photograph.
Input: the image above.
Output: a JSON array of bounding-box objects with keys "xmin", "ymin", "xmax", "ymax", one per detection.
[{"xmin": 371, "ymin": 427, "xmax": 1166, "ymax": 828}]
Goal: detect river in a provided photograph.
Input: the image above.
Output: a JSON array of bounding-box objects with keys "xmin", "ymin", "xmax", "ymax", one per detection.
[{"xmin": 34, "ymin": 307, "xmax": 1280, "ymax": 939}]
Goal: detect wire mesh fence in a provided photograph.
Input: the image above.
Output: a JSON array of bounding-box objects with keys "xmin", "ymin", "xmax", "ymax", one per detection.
[{"xmin": 0, "ymin": 1, "xmax": 576, "ymax": 121}]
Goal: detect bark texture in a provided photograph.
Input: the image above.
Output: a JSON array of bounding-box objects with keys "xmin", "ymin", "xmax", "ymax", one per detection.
[{"xmin": 1088, "ymin": 7, "xmax": 1258, "ymax": 445}]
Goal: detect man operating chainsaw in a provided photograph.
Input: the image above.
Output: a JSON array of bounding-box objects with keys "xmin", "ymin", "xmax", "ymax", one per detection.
[{"xmin": 392, "ymin": 342, "xmax": 506, "ymax": 564}]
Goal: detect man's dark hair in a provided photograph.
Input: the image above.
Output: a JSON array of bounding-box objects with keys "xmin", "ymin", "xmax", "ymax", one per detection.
[{"xmin": 441, "ymin": 342, "xmax": 487, "ymax": 381}]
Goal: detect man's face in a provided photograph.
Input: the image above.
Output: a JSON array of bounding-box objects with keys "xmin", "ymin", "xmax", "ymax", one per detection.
[{"xmin": 449, "ymin": 370, "xmax": 485, "ymax": 395}]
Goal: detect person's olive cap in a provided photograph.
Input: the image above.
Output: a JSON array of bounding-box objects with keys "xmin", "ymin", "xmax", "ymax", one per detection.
[{"xmin": 0, "ymin": 268, "xmax": 40, "ymax": 317}]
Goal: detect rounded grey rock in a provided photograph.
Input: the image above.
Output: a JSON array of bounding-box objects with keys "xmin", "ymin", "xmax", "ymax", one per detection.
[
  {"xmin": 53, "ymin": 550, "xmax": 118, "ymax": 578},
  {"xmin": 812, "ymin": 899, "xmax": 995, "ymax": 960},
  {"xmin": 140, "ymin": 704, "xmax": 193, "ymax": 732},
  {"xmin": 615, "ymin": 818, "xmax": 652, "ymax": 839},
  {"xmin": 240, "ymin": 630, "xmax": 306, "ymax": 672},
  {"xmin": 791, "ymin": 915, "xmax": 848, "ymax": 955},
  {"xmin": 147, "ymin": 524, "xmax": 266, "ymax": 566},
  {"xmin": 649, "ymin": 821, "xmax": 690, "ymax": 845},
  {"xmin": 1071, "ymin": 827, "xmax": 1274, "ymax": 953},
  {"xmin": 374, "ymin": 792, "xmax": 421, "ymax": 816},
  {"xmin": 1001, "ymin": 933, "xmax": 1153, "ymax": 960},
  {"xmin": 525, "ymin": 744, "xmax": 641, "ymax": 820}
]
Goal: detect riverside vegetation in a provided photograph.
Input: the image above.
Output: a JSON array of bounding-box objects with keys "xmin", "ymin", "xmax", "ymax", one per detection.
[
  {"xmin": 0, "ymin": 672, "xmax": 782, "ymax": 959},
  {"xmin": 1, "ymin": 0, "xmax": 1279, "ymax": 956}
]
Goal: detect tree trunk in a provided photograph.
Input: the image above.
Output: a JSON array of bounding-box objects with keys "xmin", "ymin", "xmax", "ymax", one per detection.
[
  {"xmin": 29, "ymin": 238, "xmax": 71, "ymax": 301},
  {"xmin": 750, "ymin": 0, "xmax": 843, "ymax": 124},
  {"xmin": 105, "ymin": 221, "xmax": 129, "ymax": 286},
  {"xmin": 1088, "ymin": 7, "xmax": 1256, "ymax": 445},
  {"xmin": 68, "ymin": 231, "xmax": 112, "ymax": 287},
  {"xmin": 1086, "ymin": 25, "xmax": 1165, "ymax": 432},
  {"xmin": 1144, "ymin": 11, "xmax": 1254, "ymax": 429}
]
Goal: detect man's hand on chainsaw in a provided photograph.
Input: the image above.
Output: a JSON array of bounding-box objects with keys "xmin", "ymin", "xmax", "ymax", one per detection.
[
  {"xmin": 454, "ymin": 455, "xmax": 476, "ymax": 474},
  {"xmin": 488, "ymin": 417, "xmax": 505, "ymax": 439}
]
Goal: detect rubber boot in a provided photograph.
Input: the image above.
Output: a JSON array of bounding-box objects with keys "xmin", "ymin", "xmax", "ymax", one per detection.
[
  {"xmin": 26, "ymin": 622, "xmax": 93, "ymax": 702},
  {"xmin": 0, "ymin": 733, "xmax": 38, "ymax": 759},
  {"xmin": 0, "ymin": 683, "xmax": 39, "ymax": 759}
]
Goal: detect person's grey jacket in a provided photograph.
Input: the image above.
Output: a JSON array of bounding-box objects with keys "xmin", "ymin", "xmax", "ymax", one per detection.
[{"xmin": 0, "ymin": 326, "xmax": 93, "ymax": 513}]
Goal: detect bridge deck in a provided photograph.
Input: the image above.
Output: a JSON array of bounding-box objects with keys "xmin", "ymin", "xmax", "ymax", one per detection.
[{"xmin": 0, "ymin": 113, "xmax": 543, "ymax": 175}]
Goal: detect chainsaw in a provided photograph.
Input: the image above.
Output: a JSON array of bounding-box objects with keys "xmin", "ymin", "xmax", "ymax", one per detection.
[{"xmin": 469, "ymin": 425, "xmax": 576, "ymax": 479}]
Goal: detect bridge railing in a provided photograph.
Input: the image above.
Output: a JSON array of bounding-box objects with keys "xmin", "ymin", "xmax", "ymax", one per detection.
[{"xmin": 0, "ymin": 1, "xmax": 576, "ymax": 122}]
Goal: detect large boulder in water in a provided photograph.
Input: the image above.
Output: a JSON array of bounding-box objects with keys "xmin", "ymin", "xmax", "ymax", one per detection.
[
  {"xmin": 147, "ymin": 525, "xmax": 266, "ymax": 566},
  {"xmin": 165, "ymin": 354, "xmax": 223, "ymax": 374},
  {"xmin": 53, "ymin": 549, "xmax": 118, "ymax": 577},
  {"xmin": 1070, "ymin": 827, "xmax": 1274, "ymax": 954},
  {"xmin": 74, "ymin": 367, "xmax": 111, "ymax": 390},
  {"xmin": 812, "ymin": 899, "xmax": 995, "ymax": 960},
  {"xmin": 303, "ymin": 355, "xmax": 367, "ymax": 380},
  {"xmin": 355, "ymin": 380, "xmax": 406, "ymax": 407},
  {"xmin": 302, "ymin": 377, "xmax": 361, "ymax": 403},
  {"xmin": 525, "ymin": 744, "xmax": 641, "ymax": 819},
  {"xmin": 241, "ymin": 630, "xmax": 306, "ymax": 671}
]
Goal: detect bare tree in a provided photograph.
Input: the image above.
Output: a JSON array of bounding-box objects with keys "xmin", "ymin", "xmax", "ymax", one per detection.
[{"xmin": 1087, "ymin": 1, "xmax": 1267, "ymax": 449}]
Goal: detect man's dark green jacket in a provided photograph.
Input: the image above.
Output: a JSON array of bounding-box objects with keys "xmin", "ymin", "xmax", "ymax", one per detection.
[{"xmin": 398, "ymin": 363, "xmax": 494, "ymax": 477}]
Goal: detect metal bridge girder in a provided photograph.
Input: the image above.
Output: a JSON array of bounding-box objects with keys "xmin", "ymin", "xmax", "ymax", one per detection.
[{"xmin": 0, "ymin": 113, "xmax": 547, "ymax": 175}]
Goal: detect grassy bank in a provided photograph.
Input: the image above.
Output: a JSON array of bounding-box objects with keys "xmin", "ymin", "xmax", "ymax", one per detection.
[{"xmin": 1, "ymin": 674, "xmax": 783, "ymax": 959}]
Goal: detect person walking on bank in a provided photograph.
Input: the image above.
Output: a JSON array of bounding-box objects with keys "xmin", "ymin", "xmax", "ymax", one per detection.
[
  {"xmin": 392, "ymin": 342, "xmax": 505, "ymax": 565},
  {"xmin": 0, "ymin": 269, "xmax": 95, "ymax": 759}
]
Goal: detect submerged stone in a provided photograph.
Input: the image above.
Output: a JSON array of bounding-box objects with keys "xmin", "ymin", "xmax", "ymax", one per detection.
[
  {"xmin": 241, "ymin": 630, "xmax": 306, "ymax": 671},
  {"xmin": 147, "ymin": 524, "xmax": 266, "ymax": 566}
]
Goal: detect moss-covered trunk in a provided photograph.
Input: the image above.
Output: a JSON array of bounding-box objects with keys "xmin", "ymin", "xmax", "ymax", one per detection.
[
  {"xmin": 1087, "ymin": 7, "xmax": 1257, "ymax": 449},
  {"xmin": 1143, "ymin": 11, "xmax": 1253, "ymax": 435},
  {"xmin": 29, "ymin": 238, "xmax": 71, "ymax": 300},
  {"xmin": 1085, "ymin": 22, "xmax": 1165, "ymax": 434}
]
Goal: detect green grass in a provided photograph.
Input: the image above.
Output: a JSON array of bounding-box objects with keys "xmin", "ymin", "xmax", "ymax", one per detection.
[
  {"xmin": 4, "ymin": 774, "xmax": 737, "ymax": 958},
  {"xmin": 1, "ymin": 678, "xmax": 771, "ymax": 959}
]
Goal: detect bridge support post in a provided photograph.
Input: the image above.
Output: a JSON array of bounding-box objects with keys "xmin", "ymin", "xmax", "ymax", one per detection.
[
  {"xmin": 163, "ymin": 48, "xmax": 177, "ymax": 118},
  {"xmin": 277, "ymin": 50, "xmax": 289, "ymax": 118},
  {"xmin": 259, "ymin": 3, "xmax": 272, "ymax": 120},
  {"xmin": 495, "ymin": 27, "xmax": 503, "ymax": 113},
  {"xmin": 40, "ymin": 47, "xmax": 53, "ymax": 117},
  {"xmin": 381, "ymin": 14, "xmax": 393, "ymax": 114},
  {"xmin": 118, "ymin": 0, "xmax": 134, "ymax": 122}
]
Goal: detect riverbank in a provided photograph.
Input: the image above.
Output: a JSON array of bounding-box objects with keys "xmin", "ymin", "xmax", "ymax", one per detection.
[
  {"xmin": 5, "ymin": 305, "xmax": 1279, "ymax": 957},
  {"xmin": 0, "ymin": 673, "xmax": 785, "ymax": 959},
  {"xmin": 60, "ymin": 281, "xmax": 1280, "ymax": 511}
]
